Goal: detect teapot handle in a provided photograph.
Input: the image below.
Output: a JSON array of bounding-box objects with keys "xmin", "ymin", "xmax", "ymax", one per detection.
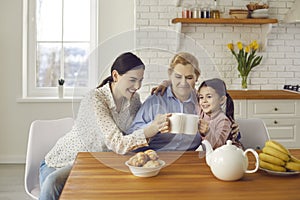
[{"xmin": 244, "ymin": 149, "xmax": 259, "ymax": 174}]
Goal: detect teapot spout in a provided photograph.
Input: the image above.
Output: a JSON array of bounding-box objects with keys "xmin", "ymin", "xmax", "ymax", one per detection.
[{"xmin": 201, "ymin": 140, "xmax": 213, "ymax": 166}]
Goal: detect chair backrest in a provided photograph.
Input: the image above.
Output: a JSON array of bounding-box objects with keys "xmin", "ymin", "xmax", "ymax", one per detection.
[
  {"xmin": 237, "ymin": 118, "xmax": 270, "ymax": 150},
  {"xmin": 24, "ymin": 118, "xmax": 74, "ymax": 199}
]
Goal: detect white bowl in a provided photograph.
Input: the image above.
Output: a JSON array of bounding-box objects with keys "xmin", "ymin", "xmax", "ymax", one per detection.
[
  {"xmin": 125, "ymin": 160, "xmax": 165, "ymax": 177},
  {"xmin": 252, "ymin": 8, "xmax": 268, "ymax": 14},
  {"xmin": 251, "ymin": 13, "xmax": 268, "ymax": 19}
]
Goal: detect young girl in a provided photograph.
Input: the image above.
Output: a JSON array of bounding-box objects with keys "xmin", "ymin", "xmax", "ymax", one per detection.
[{"xmin": 197, "ymin": 78, "xmax": 243, "ymax": 149}]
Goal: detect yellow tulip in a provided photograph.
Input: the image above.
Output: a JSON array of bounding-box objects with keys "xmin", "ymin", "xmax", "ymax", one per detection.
[
  {"xmin": 253, "ymin": 43, "xmax": 259, "ymax": 50},
  {"xmin": 237, "ymin": 42, "xmax": 243, "ymax": 50},
  {"xmin": 227, "ymin": 43, "xmax": 234, "ymax": 50},
  {"xmin": 245, "ymin": 46, "xmax": 250, "ymax": 53},
  {"xmin": 226, "ymin": 40, "xmax": 263, "ymax": 85},
  {"xmin": 251, "ymin": 40, "xmax": 259, "ymax": 50}
]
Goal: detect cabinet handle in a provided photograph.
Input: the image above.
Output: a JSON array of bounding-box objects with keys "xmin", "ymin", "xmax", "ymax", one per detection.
[
  {"xmin": 274, "ymin": 107, "xmax": 278, "ymax": 111},
  {"xmin": 274, "ymin": 120, "xmax": 278, "ymax": 124}
]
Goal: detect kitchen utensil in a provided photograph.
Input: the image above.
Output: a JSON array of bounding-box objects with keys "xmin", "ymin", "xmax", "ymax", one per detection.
[{"xmin": 202, "ymin": 140, "xmax": 259, "ymax": 181}]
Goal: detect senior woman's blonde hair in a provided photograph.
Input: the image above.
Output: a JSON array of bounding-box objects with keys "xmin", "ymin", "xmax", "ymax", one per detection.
[{"xmin": 169, "ymin": 52, "xmax": 200, "ymax": 79}]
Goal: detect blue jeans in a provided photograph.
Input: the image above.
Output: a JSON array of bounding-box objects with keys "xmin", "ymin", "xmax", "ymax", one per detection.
[{"xmin": 39, "ymin": 160, "xmax": 72, "ymax": 200}]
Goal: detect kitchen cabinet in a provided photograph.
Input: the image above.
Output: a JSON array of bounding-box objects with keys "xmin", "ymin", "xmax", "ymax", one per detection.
[
  {"xmin": 233, "ymin": 100, "xmax": 247, "ymax": 119},
  {"xmin": 229, "ymin": 90, "xmax": 300, "ymax": 148},
  {"xmin": 247, "ymin": 100, "xmax": 300, "ymax": 148}
]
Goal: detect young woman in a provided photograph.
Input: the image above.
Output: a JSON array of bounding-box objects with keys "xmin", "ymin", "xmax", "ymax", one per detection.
[
  {"xmin": 197, "ymin": 78, "xmax": 243, "ymax": 149},
  {"xmin": 39, "ymin": 52, "xmax": 168, "ymax": 200}
]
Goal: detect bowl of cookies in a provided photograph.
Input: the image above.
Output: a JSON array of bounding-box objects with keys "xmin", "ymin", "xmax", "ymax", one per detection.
[{"xmin": 125, "ymin": 149, "xmax": 165, "ymax": 177}]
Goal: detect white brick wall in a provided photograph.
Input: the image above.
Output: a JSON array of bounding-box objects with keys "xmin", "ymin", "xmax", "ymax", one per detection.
[{"xmin": 135, "ymin": 0, "xmax": 300, "ymax": 90}]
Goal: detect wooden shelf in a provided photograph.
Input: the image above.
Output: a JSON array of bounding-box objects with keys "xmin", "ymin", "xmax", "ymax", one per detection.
[
  {"xmin": 172, "ymin": 18, "xmax": 278, "ymax": 24},
  {"xmin": 172, "ymin": 18, "xmax": 278, "ymax": 51},
  {"xmin": 228, "ymin": 90, "xmax": 300, "ymax": 100}
]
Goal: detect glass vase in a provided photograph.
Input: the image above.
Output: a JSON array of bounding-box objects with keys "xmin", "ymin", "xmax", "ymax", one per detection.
[
  {"xmin": 58, "ymin": 85, "xmax": 64, "ymax": 98},
  {"xmin": 241, "ymin": 75, "xmax": 248, "ymax": 89}
]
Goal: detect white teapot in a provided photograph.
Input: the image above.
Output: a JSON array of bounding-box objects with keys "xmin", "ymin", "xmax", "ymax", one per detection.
[{"xmin": 202, "ymin": 140, "xmax": 259, "ymax": 181}]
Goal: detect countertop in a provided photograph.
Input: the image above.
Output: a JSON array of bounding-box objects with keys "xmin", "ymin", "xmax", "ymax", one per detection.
[{"xmin": 227, "ymin": 90, "xmax": 300, "ymax": 99}]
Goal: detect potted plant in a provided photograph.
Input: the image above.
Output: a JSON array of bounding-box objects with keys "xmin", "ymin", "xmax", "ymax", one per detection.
[
  {"xmin": 227, "ymin": 40, "xmax": 263, "ymax": 89},
  {"xmin": 58, "ymin": 78, "xmax": 65, "ymax": 98}
]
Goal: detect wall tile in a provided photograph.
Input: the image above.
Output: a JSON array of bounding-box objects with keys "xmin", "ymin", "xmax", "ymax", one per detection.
[{"xmin": 136, "ymin": 0, "xmax": 300, "ymax": 89}]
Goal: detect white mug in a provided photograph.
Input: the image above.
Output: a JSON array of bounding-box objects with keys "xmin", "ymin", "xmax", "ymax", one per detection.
[
  {"xmin": 169, "ymin": 113, "xmax": 183, "ymax": 134},
  {"xmin": 169, "ymin": 113, "xmax": 199, "ymax": 135},
  {"xmin": 184, "ymin": 114, "xmax": 199, "ymax": 135}
]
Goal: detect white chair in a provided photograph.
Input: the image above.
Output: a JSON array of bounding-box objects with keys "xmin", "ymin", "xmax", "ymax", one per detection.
[
  {"xmin": 24, "ymin": 118, "xmax": 74, "ymax": 199},
  {"xmin": 236, "ymin": 118, "xmax": 270, "ymax": 150}
]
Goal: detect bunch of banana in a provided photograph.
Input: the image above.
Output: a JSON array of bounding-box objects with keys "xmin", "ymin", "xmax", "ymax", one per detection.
[{"xmin": 259, "ymin": 140, "xmax": 300, "ymax": 172}]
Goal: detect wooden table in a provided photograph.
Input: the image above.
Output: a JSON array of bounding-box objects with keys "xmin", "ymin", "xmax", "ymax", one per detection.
[{"xmin": 60, "ymin": 150, "xmax": 300, "ymax": 200}]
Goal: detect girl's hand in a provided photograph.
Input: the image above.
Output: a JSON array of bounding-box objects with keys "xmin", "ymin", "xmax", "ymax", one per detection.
[{"xmin": 198, "ymin": 119, "xmax": 209, "ymax": 136}]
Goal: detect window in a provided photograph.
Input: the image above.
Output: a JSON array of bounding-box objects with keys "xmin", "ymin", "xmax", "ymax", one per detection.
[{"xmin": 23, "ymin": 0, "xmax": 98, "ymax": 98}]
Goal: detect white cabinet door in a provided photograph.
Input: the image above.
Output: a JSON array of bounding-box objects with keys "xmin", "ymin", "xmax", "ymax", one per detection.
[
  {"xmin": 264, "ymin": 118, "xmax": 300, "ymax": 148},
  {"xmin": 247, "ymin": 100, "xmax": 299, "ymax": 117},
  {"xmin": 233, "ymin": 100, "xmax": 247, "ymax": 119},
  {"xmin": 247, "ymin": 100, "xmax": 300, "ymax": 148}
]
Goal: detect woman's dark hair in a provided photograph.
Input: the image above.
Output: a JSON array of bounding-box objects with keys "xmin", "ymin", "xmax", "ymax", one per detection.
[
  {"xmin": 198, "ymin": 78, "xmax": 235, "ymax": 121},
  {"xmin": 97, "ymin": 52, "xmax": 145, "ymax": 88}
]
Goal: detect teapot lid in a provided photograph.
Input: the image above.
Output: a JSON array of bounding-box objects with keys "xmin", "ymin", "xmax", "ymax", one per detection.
[{"xmin": 219, "ymin": 140, "xmax": 240, "ymax": 151}]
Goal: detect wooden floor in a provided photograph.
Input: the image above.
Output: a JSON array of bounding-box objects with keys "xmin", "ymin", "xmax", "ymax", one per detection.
[{"xmin": 0, "ymin": 164, "xmax": 32, "ymax": 200}]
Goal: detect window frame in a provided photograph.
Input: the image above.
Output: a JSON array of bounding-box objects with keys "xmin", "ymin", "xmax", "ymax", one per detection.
[{"xmin": 22, "ymin": 0, "xmax": 98, "ymax": 98}]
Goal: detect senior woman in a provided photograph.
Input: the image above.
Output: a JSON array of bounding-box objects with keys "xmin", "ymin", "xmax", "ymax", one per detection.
[{"xmin": 126, "ymin": 52, "xmax": 203, "ymax": 151}]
